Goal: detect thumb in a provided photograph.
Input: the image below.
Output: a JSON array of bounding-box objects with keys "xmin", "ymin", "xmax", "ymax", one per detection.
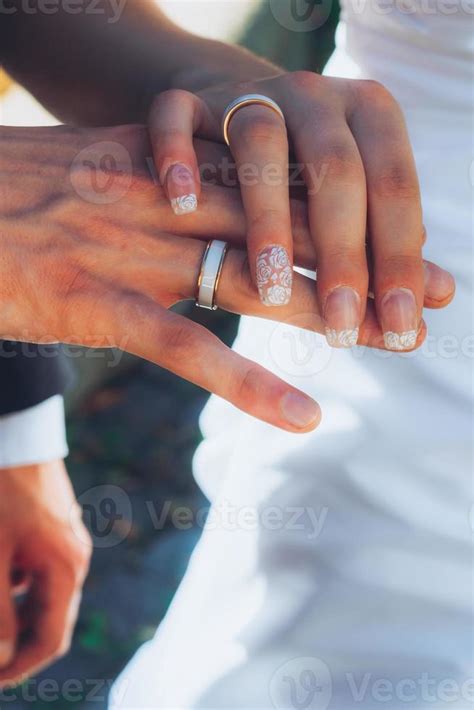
[{"xmin": 0, "ymin": 546, "xmax": 17, "ymax": 668}]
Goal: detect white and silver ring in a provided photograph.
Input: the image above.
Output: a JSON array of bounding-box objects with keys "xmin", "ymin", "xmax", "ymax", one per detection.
[
  {"xmin": 222, "ymin": 93, "xmax": 285, "ymax": 146},
  {"xmin": 196, "ymin": 240, "xmax": 228, "ymax": 310}
]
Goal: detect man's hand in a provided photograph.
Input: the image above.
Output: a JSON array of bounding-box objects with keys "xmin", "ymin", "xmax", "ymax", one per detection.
[{"xmin": 0, "ymin": 460, "xmax": 92, "ymax": 688}]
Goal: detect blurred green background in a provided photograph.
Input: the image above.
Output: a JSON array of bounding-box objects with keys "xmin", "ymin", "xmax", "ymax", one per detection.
[{"xmin": 1, "ymin": 2, "xmax": 339, "ymax": 707}]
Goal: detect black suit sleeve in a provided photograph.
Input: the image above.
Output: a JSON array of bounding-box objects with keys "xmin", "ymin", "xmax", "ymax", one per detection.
[{"xmin": 0, "ymin": 341, "xmax": 72, "ymax": 416}]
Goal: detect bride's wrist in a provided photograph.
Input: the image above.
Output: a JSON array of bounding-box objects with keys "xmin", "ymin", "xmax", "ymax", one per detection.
[{"xmin": 168, "ymin": 38, "xmax": 281, "ymax": 94}]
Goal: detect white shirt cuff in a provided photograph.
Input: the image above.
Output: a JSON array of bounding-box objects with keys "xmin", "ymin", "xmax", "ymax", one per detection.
[{"xmin": 0, "ymin": 395, "xmax": 69, "ymax": 468}]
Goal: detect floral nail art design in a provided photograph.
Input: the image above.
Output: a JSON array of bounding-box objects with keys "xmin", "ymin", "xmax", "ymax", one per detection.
[
  {"xmin": 256, "ymin": 245, "xmax": 292, "ymax": 306},
  {"xmin": 384, "ymin": 330, "xmax": 418, "ymax": 351},
  {"xmin": 325, "ymin": 328, "xmax": 359, "ymax": 348},
  {"xmin": 170, "ymin": 193, "xmax": 197, "ymax": 216}
]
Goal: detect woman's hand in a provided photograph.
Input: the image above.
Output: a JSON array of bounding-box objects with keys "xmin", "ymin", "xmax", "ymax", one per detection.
[
  {"xmin": 148, "ymin": 72, "xmax": 430, "ymax": 350},
  {"xmin": 0, "ymin": 460, "xmax": 92, "ymax": 689}
]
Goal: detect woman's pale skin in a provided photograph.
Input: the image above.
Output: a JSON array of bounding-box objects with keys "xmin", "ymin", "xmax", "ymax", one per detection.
[{"xmin": 0, "ymin": 0, "xmax": 455, "ymax": 689}]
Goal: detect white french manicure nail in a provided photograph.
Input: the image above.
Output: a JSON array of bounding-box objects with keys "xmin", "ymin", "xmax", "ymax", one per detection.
[
  {"xmin": 324, "ymin": 286, "xmax": 360, "ymax": 348},
  {"xmin": 381, "ymin": 288, "xmax": 419, "ymax": 351},
  {"xmin": 167, "ymin": 164, "xmax": 198, "ymax": 216}
]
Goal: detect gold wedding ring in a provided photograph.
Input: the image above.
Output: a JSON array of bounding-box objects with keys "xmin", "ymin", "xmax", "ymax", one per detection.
[
  {"xmin": 196, "ymin": 240, "xmax": 229, "ymax": 310},
  {"xmin": 222, "ymin": 94, "xmax": 285, "ymax": 146}
]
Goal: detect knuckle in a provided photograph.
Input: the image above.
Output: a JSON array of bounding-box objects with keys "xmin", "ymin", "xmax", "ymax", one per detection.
[
  {"xmin": 313, "ymin": 143, "xmax": 365, "ymax": 183},
  {"xmin": 298, "ymin": 103, "xmax": 335, "ymax": 140},
  {"xmin": 318, "ymin": 248, "xmax": 369, "ymax": 288},
  {"xmin": 355, "ymin": 79, "xmax": 397, "ymax": 109},
  {"xmin": 376, "ymin": 253, "xmax": 421, "ymax": 277},
  {"xmin": 371, "ymin": 163, "xmax": 420, "ymax": 199},
  {"xmin": 230, "ymin": 109, "xmax": 283, "ymax": 147},
  {"xmin": 321, "ymin": 242, "xmax": 366, "ymax": 263}
]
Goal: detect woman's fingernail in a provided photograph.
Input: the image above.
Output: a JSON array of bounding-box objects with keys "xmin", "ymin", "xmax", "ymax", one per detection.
[
  {"xmin": 381, "ymin": 288, "xmax": 419, "ymax": 350},
  {"xmin": 256, "ymin": 245, "xmax": 293, "ymax": 306},
  {"xmin": 324, "ymin": 286, "xmax": 360, "ymax": 348},
  {"xmin": 423, "ymin": 262, "xmax": 455, "ymax": 299},
  {"xmin": 166, "ymin": 163, "xmax": 197, "ymax": 216},
  {"xmin": 280, "ymin": 392, "xmax": 321, "ymax": 429},
  {"xmin": 0, "ymin": 639, "xmax": 14, "ymax": 666}
]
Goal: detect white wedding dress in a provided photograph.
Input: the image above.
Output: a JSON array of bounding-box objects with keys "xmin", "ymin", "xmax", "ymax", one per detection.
[{"xmin": 110, "ymin": 0, "xmax": 473, "ymax": 707}]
